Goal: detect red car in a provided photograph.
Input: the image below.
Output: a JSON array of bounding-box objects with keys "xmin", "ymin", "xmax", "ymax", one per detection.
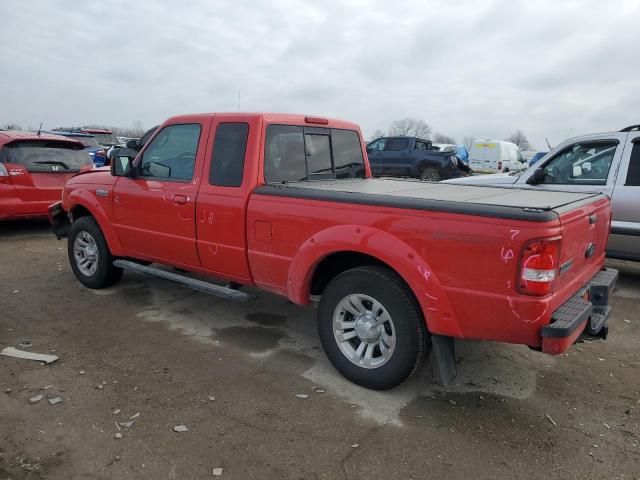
[
  {"xmin": 49, "ymin": 113, "xmax": 617, "ymax": 389},
  {"xmin": 0, "ymin": 130, "xmax": 93, "ymax": 220}
]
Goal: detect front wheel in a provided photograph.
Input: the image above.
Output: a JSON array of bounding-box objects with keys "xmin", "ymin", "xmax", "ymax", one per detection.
[
  {"xmin": 419, "ymin": 167, "xmax": 440, "ymax": 182},
  {"xmin": 68, "ymin": 216, "xmax": 122, "ymax": 289},
  {"xmin": 317, "ymin": 266, "xmax": 429, "ymax": 390}
]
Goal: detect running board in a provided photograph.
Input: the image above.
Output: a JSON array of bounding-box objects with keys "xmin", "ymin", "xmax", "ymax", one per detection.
[{"xmin": 113, "ymin": 260, "xmax": 250, "ymax": 302}]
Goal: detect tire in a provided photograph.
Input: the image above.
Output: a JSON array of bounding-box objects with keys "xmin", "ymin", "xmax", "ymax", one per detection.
[
  {"xmin": 317, "ymin": 266, "xmax": 429, "ymax": 390},
  {"xmin": 419, "ymin": 167, "xmax": 440, "ymax": 182},
  {"xmin": 68, "ymin": 216, "xmax": 123, "ymax": 289}
]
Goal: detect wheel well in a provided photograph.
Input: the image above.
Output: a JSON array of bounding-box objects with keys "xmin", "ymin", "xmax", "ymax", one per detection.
[
  {"xmin": 310, "ymin": 251, "xmax": 388, "ymax": 296},
  {"xmin": 70, "ymin": 205, "xmax": 92, "ymax": 221}
]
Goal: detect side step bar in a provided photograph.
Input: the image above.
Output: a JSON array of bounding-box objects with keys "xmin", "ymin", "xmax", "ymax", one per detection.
[{"xmin": 113, "ymin": 260, "xmax": 250, "ymax": 302}]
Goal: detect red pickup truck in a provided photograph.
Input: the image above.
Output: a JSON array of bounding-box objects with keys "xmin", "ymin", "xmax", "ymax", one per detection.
[{"xmin": 49, "ymin": 113, "xmax": 618, "ymax": 389}]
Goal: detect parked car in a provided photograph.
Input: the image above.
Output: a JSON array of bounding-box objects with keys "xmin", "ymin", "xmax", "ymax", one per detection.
[
  {"xmin": 444, "ymin": 125, "xmax": 640, "ymax": 261},
  {"xmin": 106, "ymin": 126, "xmax": 158, "ymax": 166},
  {"xmin": 432, "ymin": 143, "xmax": 469, "ymax": 164},
  {"xmin": 50, "ymin": 113, "xmax": 616, "ymax": 390},
  {"xmin": 468, "ymin": 140, "xmax": 527, "ymax": 173},
  {"xmin": 81, "ymin": 128, "xmax": 119, "ymax": 148},
  {"xmin": 0, "ymin": 130, "xmax": 92, "ymax": 220},
  {"xmin": 44, "ymin": 130, "xmax": 107, "ymax": 167},
  {"xmin": 529, "ymin": 151, "xmax": 549, "ymax": 167},
  {"xmin": 366, "ymin": 136, "xmax": 469, "ymax": 181}
]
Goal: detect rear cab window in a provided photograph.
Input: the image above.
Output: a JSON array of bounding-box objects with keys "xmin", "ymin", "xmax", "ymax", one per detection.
[
  {"xmin": 210, "ymin": 123, "xmax": 249, "ymax": 187},
  {"xmin": 264, "ymin": 125, "xmax": 365, "ymax": 183},
  {"xmin": 0, "ymin": 140, "xmax": 92, "ymax": 172}
]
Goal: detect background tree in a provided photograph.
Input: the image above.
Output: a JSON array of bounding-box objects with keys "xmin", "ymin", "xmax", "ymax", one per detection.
[
  {"xmin": 368, "ymin": 129, "xmax": 386, "ymax": 142},
  {"xmin": 506, "ymin": 130, "xmax": 532, "ymax": 150},
  {"xmin": 462, "ymin": 136, "xmax": 476, "ymax": 150},
  {"xmin": 388, "ymin": 118, "xmax": 432, "ymax": 139},
  {"xmin": 433, "ymin": 132, "xmax": 456, "ymax": 144},
  {"xmin": 2, "ymin": 123, "xmax": 21, "ymax": 130},
  {"xmin": 131, "ymin": 120, "xmax": 145, "ymax": 138}
]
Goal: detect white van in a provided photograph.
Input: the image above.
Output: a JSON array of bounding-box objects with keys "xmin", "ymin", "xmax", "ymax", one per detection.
[{"xmin": 469, "ymin": 140, "xmax": 525, "ymax": 173}]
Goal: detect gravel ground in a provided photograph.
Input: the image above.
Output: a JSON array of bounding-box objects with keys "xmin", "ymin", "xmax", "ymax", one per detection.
[{"xmin": 1, "ymin": 220, "xmax": 639, "ymax": 480}]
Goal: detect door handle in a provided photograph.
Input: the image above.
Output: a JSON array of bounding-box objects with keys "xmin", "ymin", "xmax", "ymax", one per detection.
[{"xmin": 173, "ymin": 194, "xmax": 188, "ymax": 205}]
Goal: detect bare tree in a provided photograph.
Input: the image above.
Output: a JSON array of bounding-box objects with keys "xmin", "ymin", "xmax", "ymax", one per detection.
[
  {"xmin": 462, "ymin": 136, "xmax": 476, "ymax": 150},
  {"xmin": 433, "ymin": 132, "xmax": 456, "ymax": 144},
  {"xmin": 368, "ymin": 129, "xmax": 386, "ymax": 142},
  {"xmin": 131, "ymin": 120, "xmax": 145, "ymax": 138},
  {"xmin": 388, "ymin": 118, "xmax": 432, "ymax": 139},
  {"xmin": 2, "ymin": 123, "xmax": 21, "ymax": 130},
  {"xmin": 505, "ymin": 130, "xmax": 532, "ymax": 150}
]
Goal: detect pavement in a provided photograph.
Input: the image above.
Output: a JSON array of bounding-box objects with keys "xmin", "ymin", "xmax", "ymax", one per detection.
[{"xmin": 1, "ymin": 220, "xmax": 639, "ymax": 479}]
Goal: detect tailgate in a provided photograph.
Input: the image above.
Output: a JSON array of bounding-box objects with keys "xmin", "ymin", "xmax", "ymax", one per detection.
[
  {"xmin": 555, "ymin": 195, "xmax": 611, "ymax": 290},
  {"xmin": 8, "ymin": 165, "xmax": 75, "ymax": 202}
]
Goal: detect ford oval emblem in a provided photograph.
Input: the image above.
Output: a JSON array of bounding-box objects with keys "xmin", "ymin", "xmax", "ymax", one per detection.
[{"xmin": 585, "ymin": 242, "xmax": 596, "ymax": 258}]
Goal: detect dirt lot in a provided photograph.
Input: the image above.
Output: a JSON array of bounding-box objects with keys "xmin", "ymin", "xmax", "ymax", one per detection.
[{"xmin": 1, "ymin": 220, "xmax": 639, "ymax": 480}]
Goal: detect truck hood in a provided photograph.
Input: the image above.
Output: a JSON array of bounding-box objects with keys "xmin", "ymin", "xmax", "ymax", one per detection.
[
  {"xmin": 66, "ymin": 167, "xmax": 116, "ymax": 186},
  {"xmin": 442, "ymin": 171, "xmax": 522, "ymax": 186}
]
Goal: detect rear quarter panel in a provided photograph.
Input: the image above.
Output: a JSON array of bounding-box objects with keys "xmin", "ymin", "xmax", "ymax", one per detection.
[{"xmin": 247, "ymin": 193, "xmax": 566, "ymax": 346}]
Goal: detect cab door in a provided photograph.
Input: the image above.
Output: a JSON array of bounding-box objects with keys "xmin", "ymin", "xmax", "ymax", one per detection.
[
  {"xmin": 195, "ymin": 116, "xmax": 260, "ymax": 281},
  {"xmin": 112, "ymin": 120, "xmax": 210, "ymax": 266},
  {"xmin": 609, "ymin": 133, "xmax": 640, "ymax": 259}
]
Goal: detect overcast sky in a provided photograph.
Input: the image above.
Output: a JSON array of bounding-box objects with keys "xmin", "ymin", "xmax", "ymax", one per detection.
[{"xmin": 1, "ymin": 0, "xmax": 639, "ymax": 149}]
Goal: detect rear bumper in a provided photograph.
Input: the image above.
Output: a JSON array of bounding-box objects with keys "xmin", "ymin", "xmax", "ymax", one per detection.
[
  {"xmin": 541, "ymin": 268, "xmax": 618, "ymax": 354},
  {"xmin": 48, "ymin": 201, "xmax": 70, "ymax": 239}
]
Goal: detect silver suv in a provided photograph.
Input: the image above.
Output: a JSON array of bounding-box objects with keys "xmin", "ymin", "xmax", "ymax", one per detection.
[{"xmin": 445, "ymin": 125, "xmax": 640, "ymax": 261}]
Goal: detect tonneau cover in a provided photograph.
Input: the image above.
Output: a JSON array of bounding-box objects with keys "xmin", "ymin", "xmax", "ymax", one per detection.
[{"xmin": 254, "ymin": 178, "xmax": 606, "ymax": 222}]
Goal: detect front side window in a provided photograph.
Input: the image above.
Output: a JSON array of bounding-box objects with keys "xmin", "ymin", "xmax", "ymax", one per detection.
[
  {"xmin": 210, "ymin": 123, "xmax": 249, "ymax": 187},
  {"xmin": 626, "ymin": 141, "xmax": 640, "ymax": 186},
  {"xmin": 265, "ymin": 125, "xmax": 365, "ymax": 183},
  {"xmin": 415, "ymin": 140, "xmax": 429, "ymax": 151},
  {"xmin": 540, "ymin": 141, "xmax": 617, "ymax": 185},
  {"xmin": 140, "ymin": 124, "xmax": 201, "ymax": 180},
  {"xmin": 384, "ymin": 138, "xmax": 409, "ymax": 151},
  {"xmin": 367, "ymin": 138, "xmax": 386, "ymax": 151}
]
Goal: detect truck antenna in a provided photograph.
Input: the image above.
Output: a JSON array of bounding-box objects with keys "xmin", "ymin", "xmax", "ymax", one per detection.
[
  {"xmin": 37, "ymin": 122, "xmax": 42, "ymax": 136},
  {"xmin": 545, "ymin": 137, "xmax": 553, "ymax": 150}
]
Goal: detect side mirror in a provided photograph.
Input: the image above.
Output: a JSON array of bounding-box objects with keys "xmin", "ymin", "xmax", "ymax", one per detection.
[
  {"xmin": 572, "ymin": 165, "xmax": 583, "ymax": 177},
  {"xmin": 526, "ymin": 167, "xmax": 545, "ymax": 185},
  {"xmin": 111, "ymin": 156, "xmax": 134, "ymax": 177},
  {"xmin": 582, "ymin": 161, "xmax": 592, "ymax": 173},
  {"xmin": 125, "ymin": 139, "xmax": 139, "ymax": 150}
]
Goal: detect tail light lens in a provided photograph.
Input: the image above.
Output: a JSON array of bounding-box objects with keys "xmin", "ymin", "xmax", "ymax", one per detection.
[
  {"xmin": 497, "ymin": 161, "xmax": 503, "ymax": 170},
  {"xmin": 518, "ymin": 238, "xmax": 561, "ymax": 296},
  {"xmin": 0, "ymin": 163, "xmax": 10, "ymax": 184}
]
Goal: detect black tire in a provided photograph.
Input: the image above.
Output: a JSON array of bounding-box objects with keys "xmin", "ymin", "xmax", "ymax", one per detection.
[
  {"xmin": 419, "ymin": 167, "xmax": 440, "ymax": 181},
  {"xmin": 317, "ymin": 266, "xmax": 429, "ymax": 390},
  {"xmin": 68, "ymin": 216, "xmax": 123, "ymax": 289}
]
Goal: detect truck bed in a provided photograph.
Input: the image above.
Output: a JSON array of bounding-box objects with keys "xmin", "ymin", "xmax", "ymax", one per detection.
[{"xmin": 254, "ymin": 178, "xmax": 605, "ymax": 222}]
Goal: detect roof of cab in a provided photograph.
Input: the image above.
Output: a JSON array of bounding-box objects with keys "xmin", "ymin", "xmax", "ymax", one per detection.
[
  {"xmin": 0, "ymin": 130, "xmax": 85, "ymax": 147},
  {"xmin": 162, "ymin": 113, "xmax": 361, "ymax": 131}
]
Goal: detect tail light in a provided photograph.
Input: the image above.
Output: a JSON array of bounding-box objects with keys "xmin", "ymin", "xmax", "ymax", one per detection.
[
  {"xmin": 96, "ymin": 150, "xmax": 106, "ymax": 157},
  {"xmin": 518, "ymin": 238, "xmax": 561, "ymax": 296},
  {"xmin": 0, "ymin": 163, "xmax": 10, "ymax": 184},
  {"xmin": 497, "ymin": 161, "xmax": 503, "ymax": 170}
]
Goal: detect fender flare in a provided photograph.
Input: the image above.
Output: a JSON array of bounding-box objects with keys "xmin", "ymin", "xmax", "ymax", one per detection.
[
  {"xmin": 66, "ymin": 189, "xmax": 125, "ymax": 256},
  {"xmin": 287, "ymin": 224, "xmax": 462, "ymax": 337}
]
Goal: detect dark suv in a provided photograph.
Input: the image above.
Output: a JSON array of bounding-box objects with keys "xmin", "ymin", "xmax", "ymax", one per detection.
[{"xmin": 366, "ymin": 136, "xmax": 469, "ymax": 181}]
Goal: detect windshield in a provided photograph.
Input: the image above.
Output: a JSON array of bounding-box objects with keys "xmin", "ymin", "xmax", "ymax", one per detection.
[
  {"xmin": 65, "ymin": 135, "xmax": 100, "ymax": 148},
  {"xmin": 0, "ymin": 140, "xmax": 92, "ymax": 172},
  {"xmin": 92, "ymin": 133, "xmax": 118, "ymax": 146}
]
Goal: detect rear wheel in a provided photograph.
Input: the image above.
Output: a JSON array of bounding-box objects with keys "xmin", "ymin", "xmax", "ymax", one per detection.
[
  {"xmin": 68, "ymin": 216, "xmax": 122, "ymax": 289},
  {"xmin": 419, "ymin": 167, "xmax": 440, "ymax": 181},
  {"xmin": 317, "ymin": 266, "xmax": 429, "ymax": 390}
]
